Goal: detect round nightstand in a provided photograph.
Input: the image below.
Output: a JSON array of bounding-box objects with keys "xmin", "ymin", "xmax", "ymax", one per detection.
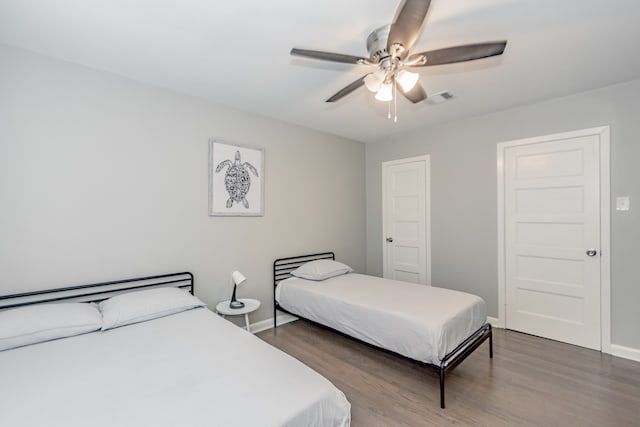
[{"xmin": 215, "ymin": 298, "xmax": 261, "ymax": 332}]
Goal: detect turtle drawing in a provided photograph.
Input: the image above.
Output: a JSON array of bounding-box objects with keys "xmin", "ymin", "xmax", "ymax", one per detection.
[{"xmin": 215, "ymin": 150, "xmax": 259, "ymax": 208}]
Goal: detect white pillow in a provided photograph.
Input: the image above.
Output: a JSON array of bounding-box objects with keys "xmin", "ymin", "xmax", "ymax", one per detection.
[
  {"xmin": 291, "ymin": 259, "xmax": 353, "ymax": 281},
  {"xmin": 0, "ymin": 302, "xmax": 102, "ymax": 351},
  {"xmin": 99, "ymin": 287, "xmax": 205, "ymax": 331}
]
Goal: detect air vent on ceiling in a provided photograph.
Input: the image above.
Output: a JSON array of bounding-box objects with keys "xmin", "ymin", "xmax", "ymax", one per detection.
[{"xmin": 426, "ymin": 91, "xmax": 454, "ymax": 105}]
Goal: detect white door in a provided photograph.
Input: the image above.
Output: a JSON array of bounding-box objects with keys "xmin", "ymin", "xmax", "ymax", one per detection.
[
  {"xmin": 503, "ymin": 131, "xmax": 603, "ymax": 350},
  {"xmin": 382, "ymin": 156, "xmax": 430, "ymax": 284}
]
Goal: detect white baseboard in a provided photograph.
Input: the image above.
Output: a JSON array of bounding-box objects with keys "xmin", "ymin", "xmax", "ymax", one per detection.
[
  {"xmin": 484, "ymin": 318, "xmax": 639, "ymax": 363},
  {"xmin": 255, "ymin": 315, "xmax": 503, "ymax": 333},
  {"xmin": 255, "ymin": 315, "xmax": 501, "ymax": 333},
  {"xmin": 250, "ymin": 313, "xmax": 298, "ymax": 334},
  {"xmin": 487, "ymin": 316, "xmax": 503, "ymax": 328},
  {"xmin": 610, "ymin": 344, "xmax": 640, "ymax": 363},
  {"xmin": 251, "ymin": 315, "xmax": 640, "ymax": 364}
]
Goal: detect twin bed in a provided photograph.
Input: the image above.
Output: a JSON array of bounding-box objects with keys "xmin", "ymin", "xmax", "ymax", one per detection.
[
  {"xmin": 274, "ymin": 252, "xmax": 493, "ymax": 409},
  {"xmin": 0, "ymin": 273, "xmax": 350, "ymax": 427}
]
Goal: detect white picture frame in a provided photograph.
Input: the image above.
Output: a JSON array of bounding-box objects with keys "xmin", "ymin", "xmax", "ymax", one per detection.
[{"xmin": 209, "ymin": 139, "xmax": 264, "ymax": 216}]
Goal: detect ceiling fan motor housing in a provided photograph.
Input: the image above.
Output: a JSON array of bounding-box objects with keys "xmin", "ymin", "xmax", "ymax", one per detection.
[
  {"xmin": 366, "ymin": 25, "xmax": 392, "ymax": 62},
  {"xmin": 366, "ymin": 25, "xmax": 402, "ymax": 84}
]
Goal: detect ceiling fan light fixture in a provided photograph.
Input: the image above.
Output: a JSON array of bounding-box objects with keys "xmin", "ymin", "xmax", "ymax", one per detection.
[
  {"xmin": 364, "ymin": 73, "xmax": 382, "ymax": 92},
  {"xmin": 375, "ymin": 83, "xmax": 393, "ymax": 101},
  {"xmin": 365, "ymin": 69, "xmax": 388, "ymax": 92},
  {"xmin": 396, "ymin": 70, "xmax": 419, "ymax": 92}
]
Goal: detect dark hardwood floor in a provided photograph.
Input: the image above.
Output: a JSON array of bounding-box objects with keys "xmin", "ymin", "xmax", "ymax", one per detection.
[{"xmin": 258, "ymin": 320, "xmax": 640, "ymax": 427}]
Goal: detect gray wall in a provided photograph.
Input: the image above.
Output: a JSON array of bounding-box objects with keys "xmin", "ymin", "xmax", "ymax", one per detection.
[
  {"xmin": 0, "ymin": 45, "xmax": 366, "ymax": 323},
  {"xmin": 366, "ymin": 79, "xmax": 640, "ymax": 349}
]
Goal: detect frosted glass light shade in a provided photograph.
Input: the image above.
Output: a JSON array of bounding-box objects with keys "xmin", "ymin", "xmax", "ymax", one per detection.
[
  {"xmin": 364, "ymin": 73, "xmax": 382, "ymax": 92},
  {"xmin": 396, "ymin": 70, "xmax": 419, "ymax": 92},
  {"xmin": 375, "ymin": 83, "xmax": 393, "ymax": 101}
]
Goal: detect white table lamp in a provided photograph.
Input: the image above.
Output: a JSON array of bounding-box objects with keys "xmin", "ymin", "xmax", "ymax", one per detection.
[{"xmin": 229, "ymin": 270, "xmax": 246, "ymax": 309}]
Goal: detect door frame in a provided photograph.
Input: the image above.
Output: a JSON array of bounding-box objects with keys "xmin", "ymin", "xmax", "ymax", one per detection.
[
  {"xmin": 496, "ymin": 126, "xmax": 611, "ymax": 353},
  {"xmin": 382, "ymin": 155, "xmax": 432, "ymax": 285}
]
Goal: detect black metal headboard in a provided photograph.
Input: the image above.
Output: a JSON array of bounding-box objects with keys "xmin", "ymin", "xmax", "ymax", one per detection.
[
  {"xmin": 273, "ymin": 252, "xmax": 334, "ymax": 328},
  {"xmin": 0, "ymin": 272, "xmax": 194, "ymax": 311}
]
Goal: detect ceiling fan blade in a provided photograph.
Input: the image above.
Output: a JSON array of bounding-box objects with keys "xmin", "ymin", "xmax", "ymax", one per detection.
[
  {"xmin": 400, "ymin": 82, "xmax": 427, "ymax": 104},
  {"xmin": 387, "ymin": 0, "xmax": 432, "ymax": 56},
  {"xmin": 326, "ymin": 75, "xmax": 367, "ymax": 102},
  {"xmin": 291, "ymin": 48, "xmax": 369, "ymax": 65},
  {"xmin": 408, "ymin": 41, "xmax": 507, "ymax": 66}
]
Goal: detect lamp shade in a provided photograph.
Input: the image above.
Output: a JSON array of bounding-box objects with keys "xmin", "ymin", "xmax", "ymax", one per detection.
[
  {"xmin": 396, "ymin": 70, "xmax": 419, "ymax": 92},
  {"xmin": 231, "ymin": 270, "xmax": 246, "ymax": 286},
  {"xmin": 375, "ymin": 83, "xmax": 393, "ymax": 101},
  {"xmin": 364, "ymin": 69, "xmax": 387, "ymax": 93},
  {"xmin": 364, "ymin": 73, "xmax": 382, "ymax": 92}
]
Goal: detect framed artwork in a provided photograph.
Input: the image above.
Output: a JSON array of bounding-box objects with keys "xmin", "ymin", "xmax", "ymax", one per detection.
[{"xmin": 209, "ymin": 139, "xmax": 264, "ymax": 216}]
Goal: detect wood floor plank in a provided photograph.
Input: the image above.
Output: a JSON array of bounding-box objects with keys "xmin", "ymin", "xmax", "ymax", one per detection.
[{"xmin": 258, "ymin": 320, "xmax": 640, "ymax": 426}]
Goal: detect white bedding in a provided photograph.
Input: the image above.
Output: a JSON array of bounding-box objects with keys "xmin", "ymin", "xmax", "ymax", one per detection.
[
  {"xmin": 0, "ymin": 308, "xmax": 350, "ymax": 427},
  {"xmin": 276, "ymin": 273, "xmax": 487, "ymax": 365}
]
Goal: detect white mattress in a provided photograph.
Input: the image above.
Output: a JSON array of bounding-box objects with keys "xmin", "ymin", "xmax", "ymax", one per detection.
[
  {"xmin": 276, "ymin": 273, "xmax": 487, "ymax": 365},
  {"xmin": 0, "ymin": 308, "xmax": 350, "ymax": 427}
]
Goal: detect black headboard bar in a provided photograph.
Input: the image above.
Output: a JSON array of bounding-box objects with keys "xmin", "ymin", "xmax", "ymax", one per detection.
[
  {"xmin": 273, "ymin": 252, "xmax": 334, "ymax": 328},
  {"xmin": 0, "ymin": 272, "xmax": 194, "ymax": 311}
]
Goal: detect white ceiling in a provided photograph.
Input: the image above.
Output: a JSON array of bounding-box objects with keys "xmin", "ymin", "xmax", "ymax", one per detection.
[{"xmin": 1, "ymin": 0, "xmax": 639, "ymax": 143}]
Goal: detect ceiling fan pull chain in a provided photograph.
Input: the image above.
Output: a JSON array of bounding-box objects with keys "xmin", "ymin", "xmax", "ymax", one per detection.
[
  {"xmin": 393, "ymin": 80, "xmax": 398, "ymax": 123},
  {"xmin": 387, "ymin": 99, "xmax": 391, "ymax": 119}
]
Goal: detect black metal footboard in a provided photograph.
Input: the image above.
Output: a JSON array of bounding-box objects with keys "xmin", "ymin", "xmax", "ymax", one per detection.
[{"xmin": 435, "ymin": 322, "xmax": 493, "ymax": 408}]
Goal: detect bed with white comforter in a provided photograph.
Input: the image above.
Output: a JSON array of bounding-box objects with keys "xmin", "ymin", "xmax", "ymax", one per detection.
[
  {"xmin": 276, "ymin": 273, "xmax": 487, "ymax": 365},
  {"xmin": 0, "ymin": 289, "xmax": 350, "ymax": 427}
]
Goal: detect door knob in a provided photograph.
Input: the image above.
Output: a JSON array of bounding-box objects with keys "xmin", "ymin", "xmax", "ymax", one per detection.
[
  {"xmin": 586, "ymin": 249, "xmax": 598, "ymax": 257},
  {"xmin": 386, "ymin": 237, "xmax": 394, "ymax": 243}
]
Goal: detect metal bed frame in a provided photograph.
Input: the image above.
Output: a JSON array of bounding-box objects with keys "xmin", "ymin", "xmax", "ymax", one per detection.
[
  {"xmin": 273, "ymin": 252, "xmax": 492, "ymax": 409},
  {"xmin": 0, "ymin": 272, "xmax": 194, "ymax": 311}
]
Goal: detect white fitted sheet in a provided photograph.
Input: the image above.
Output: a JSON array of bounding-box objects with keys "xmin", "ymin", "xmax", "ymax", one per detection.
[
  {"xmin": 276, "ymin": 273, "xmax": 487, "ymax": 365},
  {"xmin": 0, "ymin": 308, "xmax": 350, "ymax": 427}
]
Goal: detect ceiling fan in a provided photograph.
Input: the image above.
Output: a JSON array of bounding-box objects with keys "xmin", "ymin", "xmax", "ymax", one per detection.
[{"xmin": 291, "ymin": 0, "xmax": 507, "ymax": 105}]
